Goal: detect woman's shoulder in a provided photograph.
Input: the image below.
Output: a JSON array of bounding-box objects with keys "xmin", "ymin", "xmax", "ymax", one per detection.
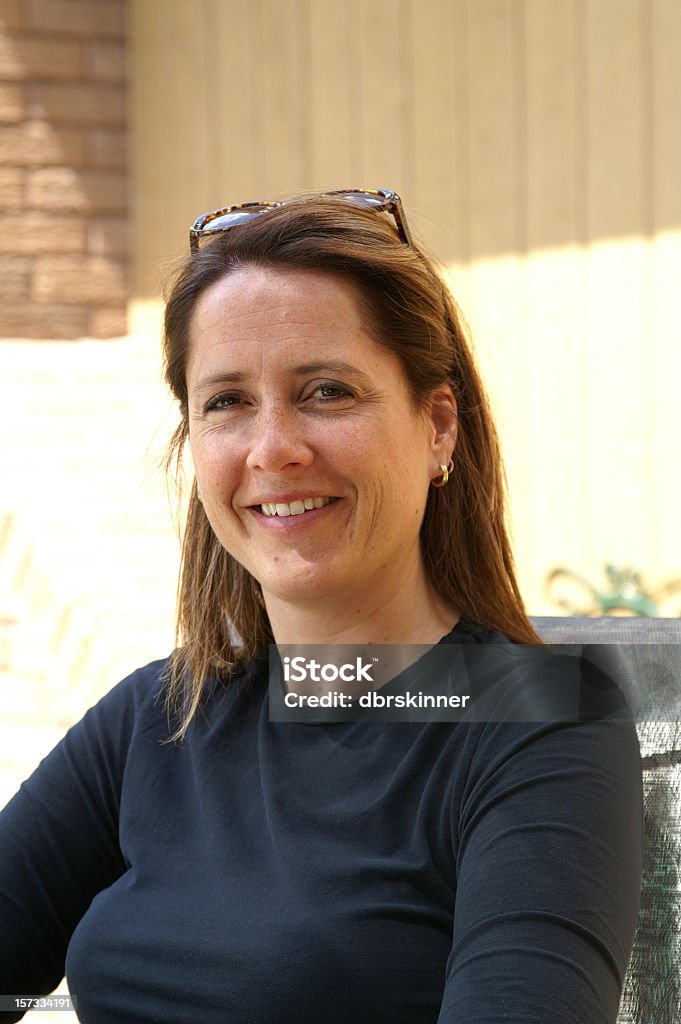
[
  {"xmin": 81, "ymin": 654, "xmax": 172, "ymax": 726},
  {"xmin": 33, "ymin": 656, "xmax": 174, "ymax": 779},
  {"xmin": 444, "ymin": 616, "xmax": 634, "ymax": 721},
  {"xmin": 441, "ymin": 616, "xmax": 510, "ymax": 645}
]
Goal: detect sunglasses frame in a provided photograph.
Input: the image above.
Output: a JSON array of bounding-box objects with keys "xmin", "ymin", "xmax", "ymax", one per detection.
[{"xmin": 189, "ymin": 188, "xmax": 413, "ymax": 253}]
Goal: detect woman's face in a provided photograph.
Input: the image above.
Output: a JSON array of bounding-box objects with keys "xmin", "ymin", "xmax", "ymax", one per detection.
[{"xmin": 186, "ymin": 266, "xmax": 456, "ymax": 612}]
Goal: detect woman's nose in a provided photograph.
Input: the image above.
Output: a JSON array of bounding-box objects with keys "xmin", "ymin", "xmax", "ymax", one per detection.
[{"xmin": 245, "ymin": 406, "xmax": 314, "ymax": 473}]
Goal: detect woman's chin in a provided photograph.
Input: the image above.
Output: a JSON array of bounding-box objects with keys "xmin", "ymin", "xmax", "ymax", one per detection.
[{"xmin": 258, "ymin": 564, "xmax": 350, "ymax": 608}]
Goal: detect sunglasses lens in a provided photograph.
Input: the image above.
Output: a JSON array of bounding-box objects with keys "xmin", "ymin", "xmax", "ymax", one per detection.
[
  {"xmin": 202, "ymin": 207, "xmax": 270, "ymax": 233},
  {"xmin": 336, "ymin": 191, "xmax": 389, "ymax": 210}
]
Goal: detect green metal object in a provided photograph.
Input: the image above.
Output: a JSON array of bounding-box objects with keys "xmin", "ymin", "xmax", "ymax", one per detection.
[{"xmin": 545, "ymin": 564, "xmax": 681, "ymax": 617}]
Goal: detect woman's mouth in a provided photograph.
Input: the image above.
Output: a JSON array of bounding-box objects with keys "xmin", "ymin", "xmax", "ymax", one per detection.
[{"xmin": 259, "ymin": 496, "xmax": 337, "ymax": 517}]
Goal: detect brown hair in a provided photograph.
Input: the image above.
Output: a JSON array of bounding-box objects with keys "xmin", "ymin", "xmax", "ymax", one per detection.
[{"xmin": 163, "ymin": 197, "xmax": 540, "ymax": 735}]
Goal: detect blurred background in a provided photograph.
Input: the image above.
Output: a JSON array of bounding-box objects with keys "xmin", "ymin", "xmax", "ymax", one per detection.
[{"xmin": 1, "ymin": 0, "xmax": 680, "ymax": 806}]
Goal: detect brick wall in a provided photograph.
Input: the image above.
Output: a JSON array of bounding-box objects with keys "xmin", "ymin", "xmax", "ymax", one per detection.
[{"xmin": 0, "ymin": 0, "xmax": 128, "ymax": 339}]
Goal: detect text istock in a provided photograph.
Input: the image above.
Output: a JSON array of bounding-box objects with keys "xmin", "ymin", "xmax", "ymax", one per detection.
[{"xmin": 283, "ymin": 656, "xmax": 375, "ymax": 684}]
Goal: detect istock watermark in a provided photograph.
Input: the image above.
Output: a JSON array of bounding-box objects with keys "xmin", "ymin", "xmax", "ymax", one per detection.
[
  {"xmin": 283, "ymin": 655, "xmax": 376, "ymax": 684},
  {"xmin": 0, "ymin": 996, "xmax": 77, "ymax": 1012},
  {"xmin": 270, "ymin": 643, "xmax": 475, "ymax": 722},
  {"xmin": 268, "ymin": 642, "xmax": 661, "ymax": 724}
]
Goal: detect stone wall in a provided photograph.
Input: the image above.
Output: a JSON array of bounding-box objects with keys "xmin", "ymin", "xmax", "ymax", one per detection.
[{"xmin": 0, "ymin": 0, "xmax": 127, "ymax": 339}]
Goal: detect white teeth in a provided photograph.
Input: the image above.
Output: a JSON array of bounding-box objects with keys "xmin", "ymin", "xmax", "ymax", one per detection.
[{"xmin": 260, "ymin": 497, "xmax": 334, "ymax": 517}]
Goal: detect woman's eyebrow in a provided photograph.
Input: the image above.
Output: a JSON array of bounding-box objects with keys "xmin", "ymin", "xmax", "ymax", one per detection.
[
  {"xmin": 191, "ymin": 362, "xmax": 372, "ymax": 395},
  {"xmin": 292, "ymin": 360, "xmax": 370, "ymax": 381},
  {"xmin": 191, "ymin": 371, "xmax": 246, "ymax": 395}
]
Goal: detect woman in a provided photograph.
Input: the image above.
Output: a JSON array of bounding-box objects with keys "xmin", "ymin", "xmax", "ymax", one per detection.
[{"xmin": 0, "ymin": 189, "xmax": 641, "ymax": 1023}]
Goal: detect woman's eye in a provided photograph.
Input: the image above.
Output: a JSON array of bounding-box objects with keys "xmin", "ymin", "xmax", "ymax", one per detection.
[
  {"xmin": 204, "ymin": 392, "xmax": 242, "ymax": 413},
  {"xmin": 310, "ymin": 383, "xmax": 354, "ymax": 401}
]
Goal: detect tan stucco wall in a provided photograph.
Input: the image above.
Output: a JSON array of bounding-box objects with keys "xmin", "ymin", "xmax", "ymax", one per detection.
[{"xmin": 128, "ymin": 0, "xmax": 681, "ymax": 613}]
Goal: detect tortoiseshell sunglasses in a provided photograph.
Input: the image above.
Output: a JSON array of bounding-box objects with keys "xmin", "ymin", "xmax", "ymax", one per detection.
[{"xmin": 189, "ymin": 188, "xmax": 413, "ymax": 253}]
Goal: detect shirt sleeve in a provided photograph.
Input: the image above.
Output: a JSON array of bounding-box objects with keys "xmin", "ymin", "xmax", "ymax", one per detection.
[
  {"xmin": 0, "ymin": 665, "xmax": 157, "ymax": 1021},
  {"xmin": 439, "ymin": 706, "xmax": 643, "ymax": 1024}
]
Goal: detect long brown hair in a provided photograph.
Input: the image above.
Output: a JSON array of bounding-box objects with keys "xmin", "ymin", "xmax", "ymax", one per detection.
[{"xmin": 163, "ymin": 197, "xmax": 540, "ymax": 735}]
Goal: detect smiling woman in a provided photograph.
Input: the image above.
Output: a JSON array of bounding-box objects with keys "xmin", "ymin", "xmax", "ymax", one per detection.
[
  {"xmin": 162, "ymin": 192, "xmax": 542, "ymax": 730},
  {"xmin": 186, "ymin": 266, "xmax": 457, "ymax": 638},
  {"xmin": 0, "ymin": 190, "xmax": 641, "ymax": 1024}
]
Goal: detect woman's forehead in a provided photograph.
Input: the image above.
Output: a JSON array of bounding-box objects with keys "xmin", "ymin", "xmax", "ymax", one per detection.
[
  {"xmin": 192, "ymin": 266, "xmax": 365, "ymax": 331},
  {"xmin": 186, "ymin": 266, "xmax": 393, "ymax": 381}
]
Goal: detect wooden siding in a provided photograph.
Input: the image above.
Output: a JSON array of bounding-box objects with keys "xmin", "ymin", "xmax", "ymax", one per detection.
[{"xmin": 129, "ymin": 0, "xmax": 681, "ymax": 612}]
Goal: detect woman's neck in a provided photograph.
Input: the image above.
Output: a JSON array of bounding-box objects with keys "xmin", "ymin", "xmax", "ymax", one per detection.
[{"xmin": 264, "ymin": 564, "xmax": 459, "ymax": 647}]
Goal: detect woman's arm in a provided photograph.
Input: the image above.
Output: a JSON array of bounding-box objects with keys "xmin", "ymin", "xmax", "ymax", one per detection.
[
  {"xmin": 0, "ymin": 666, "xmax": 154, "ymax": 1021},
  {"xmin": 440, "ymin": 713, "xmax": 642, "ymax": 1023}
]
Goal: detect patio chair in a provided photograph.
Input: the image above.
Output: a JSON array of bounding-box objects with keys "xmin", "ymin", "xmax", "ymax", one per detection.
[{"xmin": 532, "ymin": 616, "xmax": 681, "ymax": 1024}]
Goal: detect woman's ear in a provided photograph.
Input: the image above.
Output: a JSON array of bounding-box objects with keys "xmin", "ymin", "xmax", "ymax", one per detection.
[{"xmin": 424, "ymin": 384, "xmax": 458, "ymax": 462}]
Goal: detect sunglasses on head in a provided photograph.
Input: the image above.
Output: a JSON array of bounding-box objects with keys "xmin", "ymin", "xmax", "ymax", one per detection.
[{"xmin": 189, "ymin": 188, "xmax": 413, "ymax": 253}]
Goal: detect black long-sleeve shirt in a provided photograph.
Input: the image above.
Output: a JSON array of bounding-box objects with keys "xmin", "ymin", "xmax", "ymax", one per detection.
[{"xmin": 0, "ymin": 620, "xmax": 642, "ymax": 1023}]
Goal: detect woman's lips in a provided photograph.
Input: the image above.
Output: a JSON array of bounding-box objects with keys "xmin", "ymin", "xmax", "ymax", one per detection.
[
  {"xmin": 259, "ymin": 496, "xmax": 337, "ymax": 518},
  {"xmin": 248, "ymin": 496, "xmax": 340, "ymax": 528}
]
